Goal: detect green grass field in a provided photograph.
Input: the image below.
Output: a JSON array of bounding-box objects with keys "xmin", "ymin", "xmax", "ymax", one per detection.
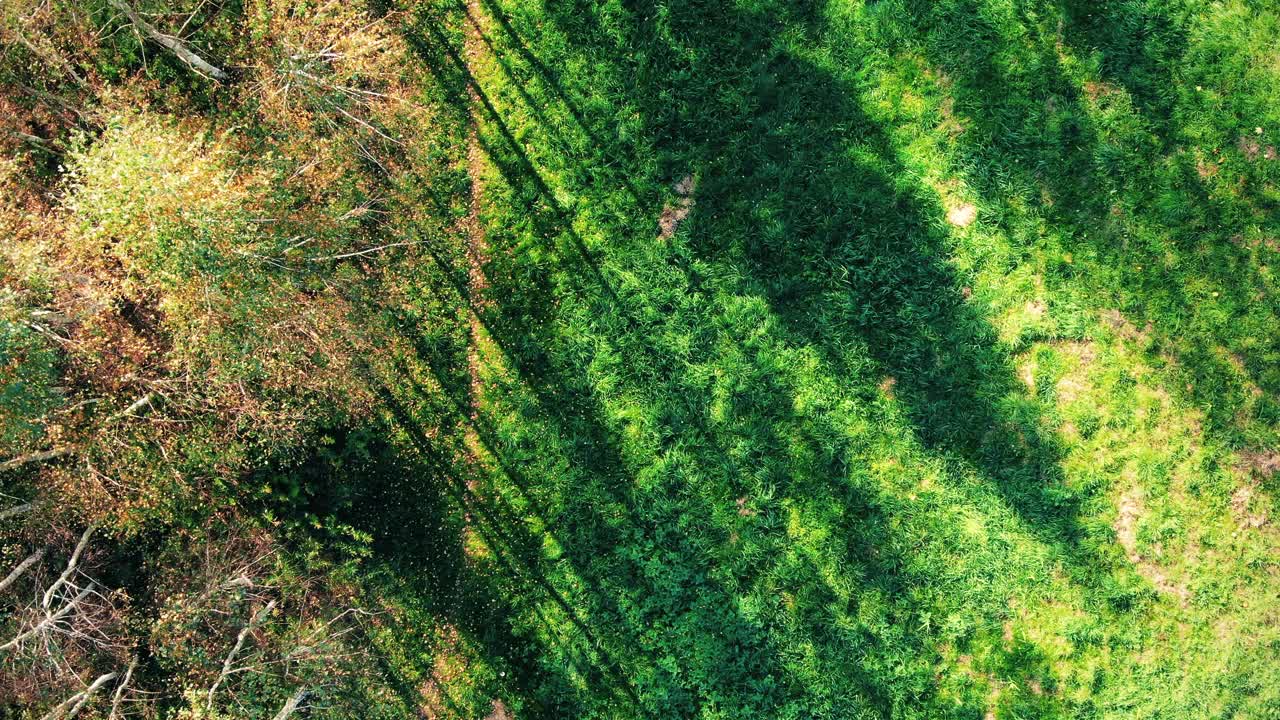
[{"xmin": 316, "ymin": 0, "xmax": 1280, "ymax": 716}]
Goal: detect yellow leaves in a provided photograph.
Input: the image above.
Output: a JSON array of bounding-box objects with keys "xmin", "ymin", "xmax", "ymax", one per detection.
[
  {"xmin": 44, "ymin": 109, "xmax": 375, "ymax": 464},
  {"xmin": 64, "ymin": 113, "xmax": 247, "ymax": 268}
]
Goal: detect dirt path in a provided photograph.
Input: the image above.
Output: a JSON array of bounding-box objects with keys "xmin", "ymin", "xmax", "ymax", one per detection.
[
  {"xmin": 463, "ymin": 0, "xmax": 491, "ymax": 420},
  {"xmin": 413, "ymin": 4, "xmax": 509, "ymax": 718},
  {"xmin": 458, "ymin": 0, "xmax": 508, "ymax": 506}
]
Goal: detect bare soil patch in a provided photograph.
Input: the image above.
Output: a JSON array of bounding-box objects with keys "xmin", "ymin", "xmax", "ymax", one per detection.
[
  {"xmin": 937, "ymin": 96, "xmax": 964, "ymax": 136},
  {"xmin": 1115, "ymin": 489, "xmax": 1191, "ymax": 603},
  {"xmin": 487, "ymin": 699, "xmax": 513, "ymax": 720},
  {"xmin": 658, "ymin": 174, "xmax": 697, "ymax": 240},
  {"xmin": 1237, "ymin": 448, "xmax": 1280, "ymax": 478},
  {"xmin": 1240, "ymin": 134, "xmax": 1262, "ymax": 160},
  {"xmin": 946, "ymin": 202, "xmax": 977, "ymax": 228},
  {"xmin": 1230, "ymin": 483, "xmax": 1268, "ymax": 529},
  {"xmin": 1197, "ymin": 157, "xmax": 1220, "ymax": 179},
  {"xmin": 1101, "ymin": 309, "xmax": 1152, "ymax": 344}
]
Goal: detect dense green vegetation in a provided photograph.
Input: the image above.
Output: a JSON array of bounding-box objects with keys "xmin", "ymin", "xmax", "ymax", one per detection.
[{"xmin": 2, "ymin": 0, "xmax": 1279, "ymax": 717}]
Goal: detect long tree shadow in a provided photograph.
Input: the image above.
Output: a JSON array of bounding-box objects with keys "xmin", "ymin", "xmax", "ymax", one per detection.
[
  {"xmin": 1052, "ymin": 0, "xmax": 1280, "ymax": 437},
  {"xmin": 390, "ymin": 11, "xmax": 934, "ymax": 717},
  {"xmin": 385, "ymin": 254, "xmax": 911, "ymax": 715},
  {"xmin": 538, "ymin": 0, "xmax": 1095, "ymax": 561},
  {"xmin": 1054, "ymin": 0, "xmax": 1189, "ymax": 141},
  {"xmin": 255, "ymin": 423, "xmax": 594, "ymax": 717},
  {"xmin": 373, "ymin": 0, "xmax": 1093, "ymax": 716},
  {"xmin": 393, "ymin": 263, "xmax": 1003, "ymax": 717},
  {"xmin": 889, "ymin": 0, "xmax": 1280, "ymax": 442}
]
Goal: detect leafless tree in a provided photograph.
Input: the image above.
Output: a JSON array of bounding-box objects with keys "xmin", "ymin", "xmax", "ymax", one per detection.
[
  {"xmin": 0, "ymin": 583, "xmax": 97, "ymax": 654},
  {"xmin": 3, "ymin": 523, "xmax": 374, "ymax": 717},
  {"xmin": 1, "ymin": 521, "xmax": 120, "ymax": 684}
]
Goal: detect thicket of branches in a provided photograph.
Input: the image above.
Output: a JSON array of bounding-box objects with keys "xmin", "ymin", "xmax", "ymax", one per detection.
[{"xmin": 1, "ymin": 1, "xmax": 460, "ymax": 716}]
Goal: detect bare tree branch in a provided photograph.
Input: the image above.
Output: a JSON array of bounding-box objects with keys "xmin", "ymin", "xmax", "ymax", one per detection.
[
  {"xmin": 105, "ymin": 0, "xmax": 228, "ymax": 80},
  {"xmin": 11, "ymin": 33, "xmax": 87, "ymax": 88},
  {"xmin": 273, "ymin": 687, "xmax": 309, "ymax": 720},
  {"xmin": 109, "ymin": 657, "xmax": 138, "ymax": 720},
  {"xmin": 14, "ymin": 84, "xmax": 86, "ymax": 120},
  {"xmin": 1, "ymin": 582, "xmax": 95, "ymax": 653},
  {"xmin": 65, "ymin": 671, "xmax": 118, "ymax": 719},
  {"xmin": 306, "ymin": 241, "xmax": 422, "ymax": 262},
  {"xmin": 207, "ymin": 599, "xmax": 277, "ymax": 709},
  {"xmin": 106, "ymin": 393, "xmax": 155, "ymax": 423},
  {"xmin": 29, "ymin": 309, "xmax": 73, "ymax": 326},
  {"xmin": 1, "ymin": 392, "xmax": 158, "ymax": 474},
  {"xmin": 0, "ymin": 447, "xmax": 72, "ymax": 473},
  {"xmin": 4, "ymin": 128, "xmax": 61, "ymax": 151},
  {"xmin": 42, "ymin": 524, "xmax": 98, "ymax": 611},
  {"xmin": 40, "ymin": 670, "xmax": 117, "ymax": 720},
  {"xmin": 0, "ymin": 501, "xmax": 38, "ymax": 521},
  {"xmin": 0, "ymin": 549, "xmax": 45, "ymax": 593}
]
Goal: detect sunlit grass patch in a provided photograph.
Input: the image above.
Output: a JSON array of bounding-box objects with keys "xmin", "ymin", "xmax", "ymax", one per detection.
[{"xmin": 361, "ymin": 0, "xmax": 1280, "ymax": 715}]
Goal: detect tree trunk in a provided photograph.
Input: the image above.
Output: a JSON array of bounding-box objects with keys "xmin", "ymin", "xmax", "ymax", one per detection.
[
  {"xmin": 0, "ymin": 447, "xmax": 72, "ymax": 472},
  {"xmin": 40, "ymin": 671, "xmax": 117, "ymax": 720},
  {"xmin": 0, "ymin": 549, "xmax": 45, "ymax": 593},
  {"xmin": 42, "ymin": 523, "xmax": 97, "ymax": 610},
  {"xmin": 106, "ymin": 0, "xmax": 229, "ymax": 80},
  {"xmin": 273, "ymin": 688, "xmax": 308, "ymax": 720}
]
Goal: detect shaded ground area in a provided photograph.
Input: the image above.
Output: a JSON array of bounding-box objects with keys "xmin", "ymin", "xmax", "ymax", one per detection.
[{"xmin": 318, "ymin": 0, "xmax": 1280, "ymax": 717}]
